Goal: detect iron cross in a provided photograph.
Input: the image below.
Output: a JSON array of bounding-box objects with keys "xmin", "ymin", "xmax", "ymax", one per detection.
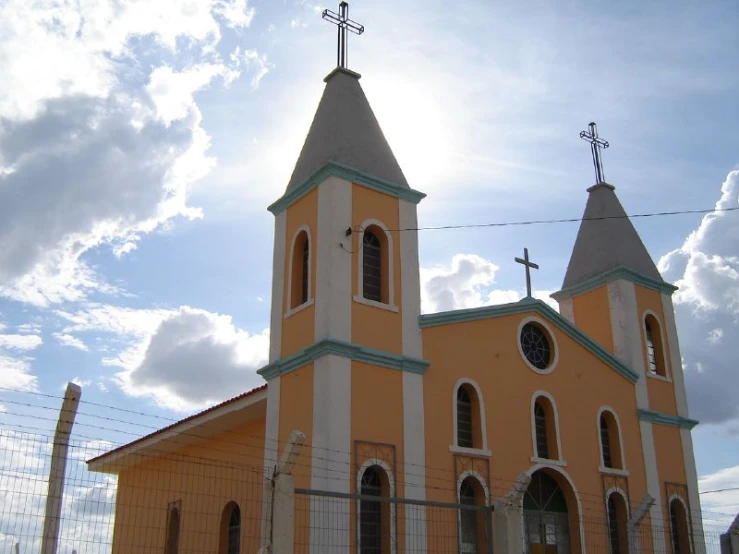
[
  {"xmin": 579, "ymin": 122, "xmax": 610, "ymax": 185},
  {"xmin": 515, "ymin": 248, "xmax": 539, "ymax": 298},
  {"xmin": 322, "ymin": 1, "xmax": 364, "ymax": 69}
]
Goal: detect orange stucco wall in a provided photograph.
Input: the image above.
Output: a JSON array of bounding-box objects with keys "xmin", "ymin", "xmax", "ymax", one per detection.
[
  {"xmin": 281, "ymin": 189, "xmax": 318, "ymax": 358},
  {"xmin": 571, "ymin": 286, "xmax": 614, "ymax": 353},
  {"xmin": 278, "ymin": 364, "xmax": 314, "ymax": 489},
  {"xmin": 653, "ymin": 423, "xmax": 688, "ymax": 495},
  {"xmin": 351, "ymin": 184, "xmax": 403, "ymax": 354},
  {"xmin": 421, "ymin": 310, "xmax": 649, "ymax": 529},
  {"xmin": 110, "ymin": 418, "xmax": 266, "ymax": 554}
]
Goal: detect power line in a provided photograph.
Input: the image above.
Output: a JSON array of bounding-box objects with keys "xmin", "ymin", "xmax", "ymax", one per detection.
[
  {"xmin": 701, "ymin": 487, "xmax": 739, "ymax": 495},
  {"xmin": 386, "ymin": 206, "xmax": 739, "ymax": 233}
]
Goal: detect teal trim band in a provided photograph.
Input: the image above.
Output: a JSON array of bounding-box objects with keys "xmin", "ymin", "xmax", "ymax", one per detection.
[
  {"xmin": 267, "ymin": 161, "xmax": 426, "ymax": 214},
  {"xmin": 638, "ymin": 409, "xmax": 699, "ymax": 430},
  {"xmin": 551, "ymin": 267, "xmax": 678, "ymax": 301},
  {"xmin": 419, "ymin": 297, "xmax": 640, "ymax": 384},
  {"xmin": 257, "ymin": 338, "xmax": 430, "ymax": 380}
]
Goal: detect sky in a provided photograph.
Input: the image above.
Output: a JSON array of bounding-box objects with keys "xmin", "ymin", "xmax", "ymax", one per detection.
[{"xmin": 0, "ymin": 0, "xmax": 738, "ymax": 543}]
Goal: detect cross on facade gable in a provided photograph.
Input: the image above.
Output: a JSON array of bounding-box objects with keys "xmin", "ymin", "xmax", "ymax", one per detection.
[
  {"xmin": 322, "ymin": 1, "xmax": 365, "ymax": 70},
  {"xmin": 580, "ymin": 122, "xmax": 610, "ymax": 185},
  {"xmin": 515, "ymin": 248, "xmax": 539, "ymax": 298}
]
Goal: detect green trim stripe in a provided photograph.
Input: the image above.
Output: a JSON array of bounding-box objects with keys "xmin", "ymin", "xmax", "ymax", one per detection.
[
  {"xmin": 551, "ymin": 267, "xmax": 678, "ymax": 301},
  {"xmin": 638, "ymin": 409, "xmax": 699, "ymax": 429},
  {"xmin": 419, "ymin": 297, "xmax": 640, "ymax": 384},
  {"xmin": 268, "ymin": 161, "xmax": 426, "ymax": 215},
  {"xmin": 257, "ymin": 337, "xmax": 430, "ymax": 380}
]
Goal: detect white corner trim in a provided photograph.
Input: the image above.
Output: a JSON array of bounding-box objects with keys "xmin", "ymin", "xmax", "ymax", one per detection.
[
  {"xmin": 398, "ymin": 199, "xmax": 423, "ymax": 359},
  {"xmin": 646, "ymin": 372, "xmax": 672, "ymax": 383},
  {"xmin": 284, "ymin": 298, "xmax": 315, "ymax": 319},
  {"xmin": 605, "ymin": 487, "xmax": 632, "ymax": 519},
  {"xmin": 357, "ymin": 459, "xmax": 397, "ymax": 554},
  {"xmin": 517, "ymin": 316, "xmax": 560, "ymax": 374},
  {"xmin": 356, "ymin": 218, "xmax": 395, "ymax": 308},
  {"xmin": 352, "ymin": 295, "xmax": 399, "ymax": 312},
  {"xmin": 596, "ymin": 406, "xmax": 627, "ymax": 471},
  {"xmin": 452, "ymin": 378, "xmax": 489, "ymax": 452},
  {"xmin": 641, "ymin": 309, "xmax": 670, "ymax": 379},
  {"xmin": 269, "ymin": 211, "xmax": 287, "ymax": 363},
  {"xmin": 661, "ymin": 293, "xmax": 689, "ymax": 417},
  {"xmin": 449, "ymin": 445, "xmax": 492, "ymax": 458},
  {"xmin": 285, "ymin": 224, "xmax": 312, "ymax": 314},
  {"xmin": 524, "ymin": 463, "xmax": 587, "ymax": 554},
  {"xmin": 530, "ymin": 390, "xmax": 564, "ymax": 462},
  {"xmin": 457, "ymin": 470, "xmax": 491, "ymax": 506}
]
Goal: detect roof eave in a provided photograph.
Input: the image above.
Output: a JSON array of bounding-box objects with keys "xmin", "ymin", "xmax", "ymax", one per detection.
[{"xmin": 551, "ymin": 266, "xmax": 678, "ymax": 302}]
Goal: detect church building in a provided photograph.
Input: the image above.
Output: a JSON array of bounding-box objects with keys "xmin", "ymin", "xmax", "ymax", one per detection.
[{"xmin": 88, "ymin": 6, "xmax": 704, "ymax": 554}]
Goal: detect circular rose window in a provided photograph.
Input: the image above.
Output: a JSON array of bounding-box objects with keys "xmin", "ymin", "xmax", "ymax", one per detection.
[{"xmin": 520, "ymin": 322, "xmax": 552, "ymax": 370}]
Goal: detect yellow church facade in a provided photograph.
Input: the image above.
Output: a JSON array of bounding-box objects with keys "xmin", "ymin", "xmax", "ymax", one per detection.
[{"xmin": 89, "ymin": 64, "xmax": 703, "ymax": 554}]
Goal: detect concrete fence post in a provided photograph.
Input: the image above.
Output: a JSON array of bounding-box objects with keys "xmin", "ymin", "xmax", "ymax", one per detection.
[
  {"xmin": 628, "ymin": 493, "xmax": 655, "ymax": 554},
  {"xmin": 494, "ymin": 472, "xmax": 531, "ymax": 554},
  {"xmin": 40, "ymin": 382, "xmax": 82, "ymax": 554}
]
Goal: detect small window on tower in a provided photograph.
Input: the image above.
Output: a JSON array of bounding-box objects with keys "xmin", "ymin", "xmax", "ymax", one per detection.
[
  {"xmin": 289, "ymin": 229, "xmax": 310, "ymax": 310},
  {"xmin": 362, "ymin": 229, "xmax": 383, "ymax": 303},
  {"xmin": 644, "ymin": 315, "xmax": 666, "ymax": 377}
]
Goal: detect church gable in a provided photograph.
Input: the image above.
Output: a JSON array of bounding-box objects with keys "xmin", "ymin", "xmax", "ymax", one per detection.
[{"xmin": 420, "ymin": 297, "xmax": 639, "ymax": 384}]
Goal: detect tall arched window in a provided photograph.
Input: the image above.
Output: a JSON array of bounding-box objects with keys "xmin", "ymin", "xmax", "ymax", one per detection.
[
  {"xmin": 165, "ymin": 506, "xmax": 180, "ymax": 554},
  {"xmin": 644, "ymin": 314, "xmax": 667, "ymax": 377},
  {"xmin": 289, "ymin": 229, "xmax": 310, "ymax": 310},
  {"xmin": 534, "ymin": 402, "xmax": 549, "ymax": 459},
  {"xmin": 669, "ymin": 498, "xmax": 691, "ymax": 554},
  {"xmin": 459, "ymin": 477, "xmax": 487, "ymax": 554},
  {"xmin": 532, "ymin": 394, "xmax": 561, "ymax": 461},
  {"xmin": 219, "ymin": 502, "xmax": 240, "ymax": 554},
  {"xmin": 599, "ymin": 410, "xmax": 624, "ymax": 470},
  {"xmin": 359, "ymin": 465, "xmax": 391, "ymax": 554},
  {"xmin": 362, "ymin": 231, "xmax": 383, "ymax": 302},
  {"xmin": 457, "ymin": 387, "xmax": 473, "ymax": 448},
  {"xmin": 606, "ymin": 492, "xmax": 628, "ymax": 554}
]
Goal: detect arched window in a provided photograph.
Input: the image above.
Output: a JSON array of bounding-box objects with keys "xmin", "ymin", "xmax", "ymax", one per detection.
[
  {"xmin": 644, "ymin": 314, "xmax": 667, "ymax": 377},
  {"xmin": 534, "ymin": 403, "xmax": 549, "ymax": 459},
  {"xmin": 457, "ymin": 387, "xmax": 473, "ymax": 448},
  {"xmin": 219, "ymin": 502, "xmax": 240, "ymax": 554},
  {"xmin": 606, "ymin": 492, "xmax": 628, "ymax": 554},
  {"xmin": 359, "ymin": 465, "xmax": 391, "ymax": 554},
  {"xmin": 669, "ymin": 498, "xmax": 691, "ymax": 554},
  {"xmin": 532, "ymin": 394, "xmax": 561, "ymax": 461},
  {"xmin": 599, "ymin": 410, "xmax": 624, "ymax": 470},
  {"xmin": 165, "ymin": 506, "xmax": 180, "ymax": 554},
  {"xmin": 459, "ymin": 476, "xmax": 487, "ymax": 554},
  {"xmin": 289, "ymin": 229, "xmax": 310, "ymax": 310},
  {"xmin": 362, "ymin": 231, "xmax": 383, "ymax": 302}
]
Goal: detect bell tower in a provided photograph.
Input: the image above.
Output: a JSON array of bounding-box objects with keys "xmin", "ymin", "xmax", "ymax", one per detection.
[
  {"xmin": 259, "ymin": 45, "xmax": 429, "ymax": 551},
  {"xmin": 552, "ymin": 125, "xmax": 704, "ymax": 552}
]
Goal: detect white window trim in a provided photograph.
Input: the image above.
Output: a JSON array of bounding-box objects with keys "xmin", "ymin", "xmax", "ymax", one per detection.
[
  {"xmin": 456, "ymin": 471, "xmax": 490, "ymax": 554},
  {"xmin": 517, "ymin": 316, "xmax": 560, "ymax": 374},
  {"xmin": 522, "ymin": 463, "xmax": 586, "ymax": 554},
  {"xmin": 530, "ymin": 390, "xmax": 564, "ymax": 463},
  {"xmin": 356, "ymin": 218, "xmax": 396, "ymax": 309},
  {"xmin": 641, "ymin": 309, "xmax": 671, "ymax": 380},
  {"xmin": 285, "ymin": 224, "xmax": 312, "ymax": 315},
  {"xmin": 596, "ymin": 406, "xmax": 627, "ymax": 472},
  {"xmin": 605, "ymin": 488, "xmax": 631, "ymax": 529},
  {"xmin": 284, "ymin": 298, "xmax": 314, "ymax": 319},
  {"xmin": 667, "ymin": 494, "xmax": 692, "ymax": 554},
  {"xmin": 451, "ymin": 378, "xmax": 489, "ymax": 453},
  {"xmin": 356, "ymin": 458, "xmax": 396, "ymax": 554}
]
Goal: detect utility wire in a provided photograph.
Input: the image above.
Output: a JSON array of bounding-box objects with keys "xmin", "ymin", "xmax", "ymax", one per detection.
[{"xmin": 386, "ymin": 206, "xmax": 739, "ymax": 233}]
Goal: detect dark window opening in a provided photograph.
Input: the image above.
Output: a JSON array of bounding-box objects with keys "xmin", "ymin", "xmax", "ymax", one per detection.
[
  {"xmin": 457, "ymin": 387, "xmax": 473, "ymax": 448},
  {"xmin": 362, "ymin": 231, "xmax": 382, "ymax": 303},
  {"xmin": 535, "ymin": 402, "xmax": 549, "ymax": 459}
]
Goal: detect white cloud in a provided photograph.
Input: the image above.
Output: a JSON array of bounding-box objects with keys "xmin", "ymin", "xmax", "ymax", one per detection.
[
  {"xmin": 52, "ymin": 333, "xmax": 89, "ymax": 352},
  {"xmin": 699, "ymin": 464, "xmax": 739, "ymax": 529},
  {"xmin": 214, "ymin": 0, "xmax": 255, "ymax": 28},
  {"xmin": 0, "ymin": 334, "xmax": 42, "ymax": 351},
  {"xmin": 420, "ymin": 253, "xmax": 556, "ymax": 313},
  {"xmin": 0, "ymin": 355, "xmax": 37, "ymax": 391},
  {"xmin": 56, "ymin": 304, "xmax": 268, "ymax": 410},
  {"xmin": 658, "ymin": 169, "xmax": 739, "ymax": 425},
  {"xmin": 240, "ymin": 49, "xmax": 271, "ymax": 90},
  {"xmin": 70, "ymin": 377, "xmax": 92, "ymax": 389}
]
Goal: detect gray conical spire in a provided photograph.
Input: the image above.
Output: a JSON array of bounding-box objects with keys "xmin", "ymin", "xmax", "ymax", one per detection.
[
  {"xmin": 562, "ymin": 183, "xmax": 663, "ymax": 288},
  {"xmin": 284, "ymin": 68, "xmax": 409, "ymax": 192}
]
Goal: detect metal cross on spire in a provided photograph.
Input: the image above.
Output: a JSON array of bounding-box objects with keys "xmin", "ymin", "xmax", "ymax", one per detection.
[
  {"xmin": 322, "ymin": 1, "xmax": 364, "ymax": 70},
  {"xmin": 579, "ymin": 122, "xmax": 610, "ymax": 185},
  {"xmin": 515, "ymin": 248, "xmax": 539, "ymax": 298}
]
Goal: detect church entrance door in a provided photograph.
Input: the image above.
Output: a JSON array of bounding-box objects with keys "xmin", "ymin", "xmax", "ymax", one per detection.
[{"xmin": 524, "ymin": 470, "xmax": 571, "ymax": 554}]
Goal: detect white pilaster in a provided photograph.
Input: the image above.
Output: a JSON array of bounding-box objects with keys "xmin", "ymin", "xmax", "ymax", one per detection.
[
  {"xmin": 663, "ymin": 294, "xmax": 705, "ymax": 552},
  {"xmin": 558, "ymin": 298, "xmax": 575, "ymax": 325},
  {"xmin": 399, "ymin": 199, "xmax": 427, "ymax": 553},
  {"xmin": 314, "ymin": 176, "xmax": 353, "ymax": 342},
  {"xmin": 608, "ymin": 279, "xmax": 664, "ymax": 554},
  {"xmin": 269, "ymin": 211, "xmax": 287, "ymax": 362}
]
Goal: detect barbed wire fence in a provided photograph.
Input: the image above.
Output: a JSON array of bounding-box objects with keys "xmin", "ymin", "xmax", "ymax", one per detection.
[{"xmin": 0, "ymin": 384, "xmax": 735, "ymax": 554}]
